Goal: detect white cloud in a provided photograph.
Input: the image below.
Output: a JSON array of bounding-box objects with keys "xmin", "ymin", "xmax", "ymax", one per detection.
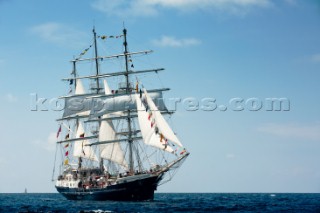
[
  {"xmin": 152, "ymin": 36, "xmax": 201, "ymax": 47},
  {"xmin": 32, "ymin": 132, "xmax": 57, "ymax": 152},
  {"xmin": 30, "ymin": 22, "xmax": 87, "ymax": 47},
  {"xmin": 310, "ymin": 54, "xmax": 320, "ymax": 63},
  {"xmin": 91, "ymin": 0, "xmax": 273, "ymax": 17},
  {"xmin": 258, "ymin": 123, "xmax": 320, "ymax": 141},
  {"xmin": 5, "ymin": 93, "xmax": 17, "ymax": 102}
]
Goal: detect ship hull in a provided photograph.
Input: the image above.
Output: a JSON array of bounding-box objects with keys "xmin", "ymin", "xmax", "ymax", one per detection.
[{"xmin": 56, "ymin": 174, "xmax": 161, "ymax": 201}]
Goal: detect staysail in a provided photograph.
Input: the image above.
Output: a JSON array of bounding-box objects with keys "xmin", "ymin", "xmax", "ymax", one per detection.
[
  {"xmin": 144, "ymin": 89, "xmax": 183, "ymax": 147},
  {"xmin": 135, "ymin": 94, "xmax": 174, "ymax": 153}
]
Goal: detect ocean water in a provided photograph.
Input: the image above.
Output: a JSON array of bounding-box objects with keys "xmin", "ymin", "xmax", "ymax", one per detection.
[{"xmin": 0, "ymin": 193, "xmax": 319, "ymax": 212}]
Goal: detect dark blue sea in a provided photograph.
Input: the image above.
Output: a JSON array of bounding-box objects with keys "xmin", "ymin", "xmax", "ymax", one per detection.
[{"xmin": 0, "ymin": 193, "xmax": 319, "ymax": 212}]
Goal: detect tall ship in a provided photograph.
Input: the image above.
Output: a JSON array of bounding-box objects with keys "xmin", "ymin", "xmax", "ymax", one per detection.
[{"xmin": 53, "ymin": 27, "xmax": 189, "ymax": 201}]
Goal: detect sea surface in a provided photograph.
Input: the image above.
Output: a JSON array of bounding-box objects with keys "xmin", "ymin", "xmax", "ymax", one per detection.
[{"xmin": 0, "ymin": 193, "xmax": 319, "ymax": 212}]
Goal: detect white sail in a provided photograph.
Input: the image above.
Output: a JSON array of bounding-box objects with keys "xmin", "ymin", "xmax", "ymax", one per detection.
[
  {"xmin": 103, "ymin": 79, "xmax": 111, "ymax": 95},
  {"xmin": 135, "ymin": 94, "xmax": 174, "ymax": 153},
  {"xmin": 63, "ymin": 91, "xmax": 166, "ymax": 118},
  {"xmin": 73, "ymin": 122, "xmax": 98, "ymax": 161},
  {"xmin": 99, "ymin": 79, "xmax": 128, "ymax": 168},
  {"xmin": 144, "ymin": 89, "xmax": 183, "ymax": 147},
  {"xmin": 90, "ymin": 91, "xmax": 167, "ymax": 117},
  {"xmin": 75, "ymin": 79, "xmax": 86, "ymax": 95},
  {"xmin": 99, "ymin": 115, "xmax": 128, "ymax": 168},
  {"xmin": 63, "ymin": 79, "xmax": 92, "ymax": 117}
]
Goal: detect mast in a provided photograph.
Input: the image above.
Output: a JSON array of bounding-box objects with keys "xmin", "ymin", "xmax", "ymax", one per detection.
[
  {"xmin": 93, "ymin": 27, "xmax": 100, "ymax": 93},
  {"xmin": 93, "ymin": 27, "xmax": 104, "ymax": 171},
  {"xmin": 72, "ymin": 61, "xmax": 77, "ymax": 88},
  {"xmin": 72, "ymin": 60, "xmax": 82, "ymax": 169},
  {"xmin": 123, "ymin": 28, "xmax": 134, "ymax": 174}
]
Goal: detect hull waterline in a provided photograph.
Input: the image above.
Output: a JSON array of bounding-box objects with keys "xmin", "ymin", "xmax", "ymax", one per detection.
[{"xmin": 56, "ymin": 174, "xmax": 161, "ymax": 201}]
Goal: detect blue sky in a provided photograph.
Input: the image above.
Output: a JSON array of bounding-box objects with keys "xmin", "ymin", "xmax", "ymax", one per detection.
[{"xmin": 0, "ymin": 0, "xmax": 320, "ymax": 193}]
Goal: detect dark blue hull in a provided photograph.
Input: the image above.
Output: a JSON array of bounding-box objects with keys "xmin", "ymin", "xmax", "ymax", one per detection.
[{"xmin": 56, "ymin": 174, "xmax": 161, "ymax": 201}]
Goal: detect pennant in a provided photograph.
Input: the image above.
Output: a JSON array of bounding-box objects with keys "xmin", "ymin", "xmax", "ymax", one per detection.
[
  {"xmin": 148, "ymin": 112, "xmax": 152, "ymax": 120},
  {"xmin": 76, "ymin": 45, "xmax": 92, "ymax": 59},
  {"xmin": 160, "ymin": 133, "xmax": 164, "ymax": 142},
  {"xmin": 131, "ymin": 64, "xmax": 134, "ymax": 68},
  {"xmin": 80, "ymin": 133, "xmax": 85, "ymax": 138},
  {"xmin": 68, "ymin": 87, "xmax": 72, "ymax": 94},
  {"xmin": 65, "ymin": 151, "xmax": 69, "ymax": 156},
  {"xmin": 64, "ymin": 159, "xmax": 69, "ymax": 165},
  {"xmin": 109, "ymin": 35, "xmax": 114, "ymax": 38},
  {"xmin": 135, "ymin": 81, "xmax": 139, "ymax": 92},
  {"xmin": 100, "ymin": 35, "xmax": 107, "ymax": 40},
  {"xmin": 69, "ymin": 79, "xmax": 73, "ymax": 85},
  {"xmin": 64, "ymin": 143, "xmax": 69, "ymax": 148},
  {"xmin": 65, "ymin": 133, "xmax": 69, "ymax": 140},
  {"xmin": 56, "ymin": 125, "xmax": 62, "ymax": 138},
  {"xmin": 180, "ymin": 149, "xmax": 187, "ymax": 155}
]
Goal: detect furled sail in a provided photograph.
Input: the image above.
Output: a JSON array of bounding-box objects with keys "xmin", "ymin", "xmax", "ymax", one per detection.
[
  {"xmin": 144, "ymin": 89, "xmax": 183, "ymax": 147},
  {"xmin": 135, "ymin": 94, "xmax": 174, "ymax": 153},
  {"xmin": 73, "ymin": 122, "xmax": 98, "ymax": 161},
  {"xmin": 99, "ymin": 79, "xmax": 128, "ymax": 168}
]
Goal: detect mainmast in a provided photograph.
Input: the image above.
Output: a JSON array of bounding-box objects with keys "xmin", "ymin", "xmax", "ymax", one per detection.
[
  {"xmin": 93, "ymin": 27, "xmax": 104, "ymax": 171},
  {"xmin": 123, "ymin": 28, "xmax": 134, "ymax": 174}
]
